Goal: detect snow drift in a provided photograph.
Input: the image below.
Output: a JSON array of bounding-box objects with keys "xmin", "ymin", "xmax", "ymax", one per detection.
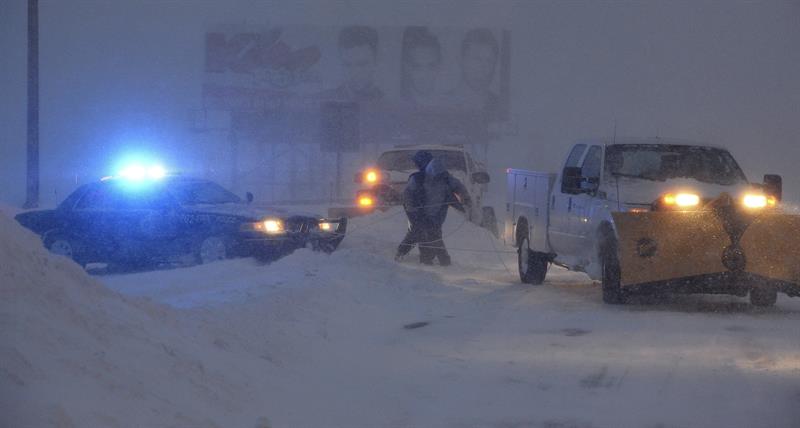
[{"xmin": 0, "ymin": 213, "xmax": 271, "ymax": 427}]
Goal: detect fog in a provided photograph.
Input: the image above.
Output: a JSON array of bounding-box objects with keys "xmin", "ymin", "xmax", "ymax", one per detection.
[{"xmin": 1, "ymin": 0, "xmax": 798, "ymax": 206}]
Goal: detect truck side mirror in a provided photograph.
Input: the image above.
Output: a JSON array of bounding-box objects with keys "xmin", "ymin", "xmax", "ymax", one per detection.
[
  {"xmin": 561, "ymin": 166, "xmax": 582, "ymax": 194},
  {"xmin": 246, "ymin": 192, "xmax": 254, "ymax": 204},
  {"xmin": 471, "ymin": 171, "xmax": 490, "ymax": 184},
  {"xmin": 764, "ymin": 174, "xmax": 782, "ymax": 201}
]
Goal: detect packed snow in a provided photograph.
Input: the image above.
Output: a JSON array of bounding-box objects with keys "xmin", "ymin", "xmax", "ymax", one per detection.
[{"xmin": 2, "ymin": 208, "xmax": 800, "ymax": 427}]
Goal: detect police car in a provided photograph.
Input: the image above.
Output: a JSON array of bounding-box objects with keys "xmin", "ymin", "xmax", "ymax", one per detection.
[{"xmin": 15, "ymin": 171, "xmax": 347, "ymax": 269}]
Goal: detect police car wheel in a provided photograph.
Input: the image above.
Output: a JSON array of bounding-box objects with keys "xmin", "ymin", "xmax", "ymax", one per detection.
[
  {"xmin": 45, "ymin": 234, "xmax": 85, "ymax": 267},
  {"xmin": 518, "ymin": 236, "xmax": 547, "ymax": 285},
  {"xmin": 749, "ymin": 286, "xmax": 777, "ymax": 307},
  {"xmin": 197, "ymin": 236, "xmax": 227, "ymax": 264}
]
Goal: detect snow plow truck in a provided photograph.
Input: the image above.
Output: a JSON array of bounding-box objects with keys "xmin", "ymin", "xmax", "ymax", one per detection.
[{"xmin": 506, "ymin": 138, "xmax": 798, "ymax": 306}]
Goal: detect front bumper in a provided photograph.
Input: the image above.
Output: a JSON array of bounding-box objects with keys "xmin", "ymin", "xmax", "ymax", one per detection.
[
  {"xmin": 612, "ymin": 206, "xmax": 800, "ymax": 297},
  {"xmin": 239, "ymin": 217, "xmax": 348, "ymax": 257}
]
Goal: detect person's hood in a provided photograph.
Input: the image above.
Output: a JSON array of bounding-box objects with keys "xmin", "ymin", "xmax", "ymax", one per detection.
[{"xmin": 425, "ymin": 158, "xmax": 447, "ymax": 177}]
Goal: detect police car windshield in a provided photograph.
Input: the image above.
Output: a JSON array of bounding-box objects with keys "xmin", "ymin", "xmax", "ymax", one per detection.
[
  {"xmin": 605, "ymin": 144, "xmax": 748, "ymax": 185},
  {"xmin": 169, "ymin": 180, "xmax": 242, "ymax": 205},
  {"xmin": 377, "ymin": 150, "xmax": 467, "ymax": 172}
]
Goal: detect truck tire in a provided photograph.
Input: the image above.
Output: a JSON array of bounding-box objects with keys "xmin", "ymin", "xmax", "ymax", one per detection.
[
  {"xmin": 749, "ymin": 286, "xmax": 777, "ymax": 307},
  {"xmin": 518, "ymin": 236, "xmax": 547, "ymax": 285},
  {"xmin": 600, "ymin": 235, "xmax": 626, "ymax": 304}
]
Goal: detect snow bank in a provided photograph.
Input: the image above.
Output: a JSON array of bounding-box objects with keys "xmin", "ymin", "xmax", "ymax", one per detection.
[{"xmin": 0, "ymin": 213, "xmax": 272, "ymax": 427}]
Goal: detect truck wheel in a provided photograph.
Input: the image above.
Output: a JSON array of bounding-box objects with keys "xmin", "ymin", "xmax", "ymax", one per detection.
[
  {"xmin": 600, "ymin": 236, "xmax": 625, "ymax": 304},
  {"xmin": 196, "ymin": 236, "xmax": 228, "ymax": 265},
  {"xmin": 518, "ymin": 236, "xmax": 547, "ymax": 285},
  {"xmin": 45, "ymin": 233, "xmax": 86, "ymax": 268},
  {"xmin": 481, "ymin": 206, "xmax": 499, "ymax": 237},
  {"xmin": 749, "ymin": 286, "xmax": 777, "ymax": 307}
]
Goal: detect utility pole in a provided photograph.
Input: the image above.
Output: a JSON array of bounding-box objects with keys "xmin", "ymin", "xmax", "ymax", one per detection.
[{"xmin": 24, "ymin": 0, "xmax": 39, "ymax": 208}]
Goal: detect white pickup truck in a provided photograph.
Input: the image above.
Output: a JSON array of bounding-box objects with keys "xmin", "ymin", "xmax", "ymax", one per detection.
[
  {"xmin": 355, "ymin": 144, "xmax": 497, "ymax": 234},
  {"xmin": 506, "ymin": 138, "xmax": 798, "ymax": 306}
]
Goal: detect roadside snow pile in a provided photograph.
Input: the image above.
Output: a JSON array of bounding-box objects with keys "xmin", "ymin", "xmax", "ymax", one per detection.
[{"xmin": 0, "ymin": 213, "xmax": 271, "ymax": 428}]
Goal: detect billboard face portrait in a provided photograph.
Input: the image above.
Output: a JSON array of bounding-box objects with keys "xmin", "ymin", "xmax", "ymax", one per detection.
[
  {"xmin": 447, "ymin": 28, "xmax": 502, "ymax": 121},
  {"xmin": 323, "ymin": 25, "xmax": 384, "ymax": 103},
  {"xmin": 401, "ymin": 26, "xmax": 443, "ymax": 106},
  {"xmin": 203, "ymin": 25, "xmax": 511, "ymax": 145}
]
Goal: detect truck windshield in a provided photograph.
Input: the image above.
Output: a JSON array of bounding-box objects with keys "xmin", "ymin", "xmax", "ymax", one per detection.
[
  {"xmin": 605, "ymin": 144, "xmax": 748, "ymax": 185},
  {"xmin": 169, "ymin": 180, "xmax": 242, "ymax": 205},
  {"xmin": 377, "ymin": 150, "xmax": 467, "ymax": 172}
]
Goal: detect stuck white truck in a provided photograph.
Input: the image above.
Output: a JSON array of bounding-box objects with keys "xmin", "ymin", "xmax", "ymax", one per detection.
[
  {"xmin": 506, "ymin": 138, "xmax": 798, "ymax": 306},
  {"xmin": 356, "ymin": 144, "xmax": 497, "ymax": 234}
]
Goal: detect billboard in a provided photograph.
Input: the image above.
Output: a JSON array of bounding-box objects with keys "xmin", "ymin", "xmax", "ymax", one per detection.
[{"xmin": 200, "ymin": 24, "xmax": 511, "ymax": 201}]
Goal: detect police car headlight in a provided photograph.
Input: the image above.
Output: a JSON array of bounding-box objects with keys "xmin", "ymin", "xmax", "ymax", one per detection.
[
  {"xmin": 262, "ymin": 219, "xmax": 284, "ymax": 233},
  {"xmin": 250, "ymin": 218, "xmax": 284, "ymax": 234}
]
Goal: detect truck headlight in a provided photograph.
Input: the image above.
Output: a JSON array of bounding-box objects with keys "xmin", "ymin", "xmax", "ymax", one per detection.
[
  {"xmin": 319, "ymin": 221, "xmax": 332, "ymax": 231},
  {"xmin": 662, "ymin": 193, "xmax": 700, "ymax": 208},
  {"xmin": 364, "ymin": 169, "xmax": 379, "ymax": 184},
  {"xmin": 741, "ymin": 193, "xmax": 777, "ymax": 209},
  {"xmin": 358, "ymin": 195, "xmax": 374, "ymax": 207}
]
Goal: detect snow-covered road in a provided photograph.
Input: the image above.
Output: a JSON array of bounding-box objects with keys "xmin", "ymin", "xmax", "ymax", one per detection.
[{"xmin": 96, "ymin": 208, "xmax": 800, "ymax": 428}]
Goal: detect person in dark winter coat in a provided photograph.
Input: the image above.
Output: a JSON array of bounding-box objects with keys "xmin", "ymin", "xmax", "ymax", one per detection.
[
  {"xmin": 395, "ymin": 150, "xmax": 433, "ymax": 261},
  {"xmin": 418, "ymin": 157, "xmax": 471, "ymax": 265}
]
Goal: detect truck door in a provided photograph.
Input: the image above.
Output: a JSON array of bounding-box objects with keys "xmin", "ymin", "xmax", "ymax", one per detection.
[
  {"xmin": 571, "ymin": 145, "xmax": 603, "ymax": 260},
  {"xmin": 549, "ymin": 144, "xmax": 587, "ymax": 255}
]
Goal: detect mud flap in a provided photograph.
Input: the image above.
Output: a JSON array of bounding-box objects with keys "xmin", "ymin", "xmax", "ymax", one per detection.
[
  {"xmin": 612, "ymin": 212, "xmax": 729, "ymax": 287},
  {"xmin": 740, "ymin": 214, "xmax": 800, "ymax": 290}
]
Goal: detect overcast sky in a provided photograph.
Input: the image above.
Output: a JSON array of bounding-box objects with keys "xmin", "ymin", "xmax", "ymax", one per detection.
[{"xmin": 1, "ymin": 0, "xmax": 798, "ymax": 205}]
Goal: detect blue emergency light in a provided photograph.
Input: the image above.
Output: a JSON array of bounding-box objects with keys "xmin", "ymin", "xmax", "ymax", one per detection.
[{"xmin": 117, "ymin": 163, "xmax": 167, "ymax": 181}]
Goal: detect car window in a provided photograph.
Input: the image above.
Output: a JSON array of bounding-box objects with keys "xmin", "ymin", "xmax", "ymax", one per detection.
[
  {"xmin": 169, "ymin": 180, "xmax": 242, "ymax": 205},
  {"xmin": 74, "ymin": 185, "xmax": 116, "ymax": 210},
  {"xmin": 377, "ymin": 150, "xmax": 467, "ymax": 172},
  {"xmin": 564, "ymin": 144, "xmax": 587, "ymax": 168},
  {"xmin": 74, "ymin": 183, "xmax": 174, "ymax": 210},
  {"xmin": 604, "ymin": 144, "xmax": 748, "ymax": 185},
  {"xmin": 581, "ymin": 146, "xmax": 602, "ymax": 179}
]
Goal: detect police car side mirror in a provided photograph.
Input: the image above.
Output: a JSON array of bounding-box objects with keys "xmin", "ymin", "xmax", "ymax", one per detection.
[
  {"xmin": 764, "ymin": 174, "xmax": 782, "ymax": 201},
  {"xmin": 246, "ymin": 192, "xmax": 254, "ymax": 204},
  {"xmin": 471, "ymin": 171, "xmax": 490, "ymax": 184}
]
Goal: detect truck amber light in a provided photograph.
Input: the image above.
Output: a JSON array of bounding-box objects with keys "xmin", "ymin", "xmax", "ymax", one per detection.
[
  {"xmin": 364, "ymin": 170, "xmax": 379, "ymax": 183},
  {"xmin": 742, "ymin": 194, "xmax": 770, "ymax": 209},
  {"xmin": 663, "ymin": 193, "xmax": 700, "ymax": 208},
  {"xmin": 358, "ymin": 196, "xmax": 374, "ymax": 207}
]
